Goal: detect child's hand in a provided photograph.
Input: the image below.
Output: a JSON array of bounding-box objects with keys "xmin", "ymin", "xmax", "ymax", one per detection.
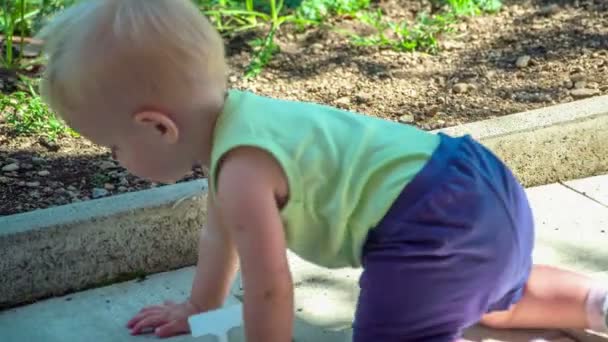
[{"xmin": 126, "ymin": 299, "xmax": 199, "ymax": 338}]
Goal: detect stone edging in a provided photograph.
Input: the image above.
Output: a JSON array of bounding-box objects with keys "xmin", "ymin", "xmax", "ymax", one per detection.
[{"xmin": 1, "ymin": 96, "xmax": 607, "ymax": 308}]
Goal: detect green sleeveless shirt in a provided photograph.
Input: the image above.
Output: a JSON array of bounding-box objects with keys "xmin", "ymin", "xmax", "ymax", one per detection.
[{"xmin": 210, "ymin": 90, "xmax": 440, "ymax": 268}]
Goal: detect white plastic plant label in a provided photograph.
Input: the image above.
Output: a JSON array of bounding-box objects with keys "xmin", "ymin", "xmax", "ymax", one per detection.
[{"xmin": 188, "ymin": 303, "xmax": 243, "ymax": 342}]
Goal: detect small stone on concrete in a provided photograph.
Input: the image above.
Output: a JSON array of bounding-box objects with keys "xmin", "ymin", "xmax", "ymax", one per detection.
[
  {"xmin": 2, "ymin": 163, "xmax": 20, "ymax": 172},
  {"xmin": 334, "ymin": 96, "xmax": 351, "ymax": 107},
  {"xmin": 570, "ymin": 88, "xmax": 600, "ymax": 99},
  {"xmin": 398, "ymin": 114, "xmax": 415, "ymax": 124},
  {"xmin": 516, "ymin": 55, "xmax": 531, "ymax": 68},
  {"xmin": 92, "ymin": 188, "xmax": 109, "ymax": 199}
]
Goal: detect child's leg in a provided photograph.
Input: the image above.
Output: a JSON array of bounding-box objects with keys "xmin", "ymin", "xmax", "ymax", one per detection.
[{"xmin": 481, "ymin": 264, "xmax": 607, "ymax": 332}]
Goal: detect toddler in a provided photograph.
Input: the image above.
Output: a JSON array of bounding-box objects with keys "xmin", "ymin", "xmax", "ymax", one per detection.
[{"xmin": 38, "ymin": 1, "xmax": 607, "ymax": 341}]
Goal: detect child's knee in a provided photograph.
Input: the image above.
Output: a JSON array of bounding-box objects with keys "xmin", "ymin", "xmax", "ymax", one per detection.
[{"xmin": 480, "ymin": 309, "xmax": 516, "ymax": 329}]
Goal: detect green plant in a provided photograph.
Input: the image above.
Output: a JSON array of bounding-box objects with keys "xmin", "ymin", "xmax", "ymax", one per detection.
[
  {"xmin": 1, "ymin": 0, "xmax": 28, "ymax": 69},
  {"xmin": 296, "ymin": 0, "xmax": 370, "ymax": 21},
  {"xmin": 90, "ymin": 172, "xmax": 111, "ymax": 188},
  {"xmin": 0, "ymin": 0, "xmax": 75, "ymax": 69},
  {"xmin": 0, "ymin": 92, "xmax": 77, "ymax": 140},
  {"xmin": 245, "ymin": 26, "xmax": 280, "ymax": 77},
  {"xmin": 200, "ymin": 0, "xmax": 317, "ymax": 77},
  {"xmin": 440, "ymin": 0, "xmax": 502, "ymax": 16},
  {"xmin": 351, "ymin": 9, "xmax": 455, "ymax": 53}
]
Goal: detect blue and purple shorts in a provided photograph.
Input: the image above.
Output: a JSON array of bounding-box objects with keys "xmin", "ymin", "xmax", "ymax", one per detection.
[{"xmin": 353, "ymin": 133, "xmax": 534, "ymax": 342}]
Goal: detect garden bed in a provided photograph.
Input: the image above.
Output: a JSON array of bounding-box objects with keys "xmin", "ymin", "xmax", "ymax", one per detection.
[{"xmin": 1, "ymin": 0, "xmax": 607, "ymax": 216}]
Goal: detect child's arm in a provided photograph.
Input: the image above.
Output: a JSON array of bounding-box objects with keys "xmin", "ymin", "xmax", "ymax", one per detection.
[
  {"xmin": 127, "ymin": 198, "xmax": 239, "ymax": 337},
  {"xmin": 215, "ymin": 146, "xmax": 294, "ymax": 342},
  {"xmin": 189, "ymin": 199, "xmax": 239, "ymax": 312}
]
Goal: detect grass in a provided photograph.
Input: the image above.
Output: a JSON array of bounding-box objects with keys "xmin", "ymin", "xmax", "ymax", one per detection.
[
  {"xmin": 350, "ymin": 9, "xmax": 456, "ymax": 54},
  {"xmin": 0, "ymin": 0, "xmax": 75, "ymax": 69},
  {"xmin": 197, "ymin": 0, "xmax": 373, "ymax": 77},
  {"xmin": 0, "ymin": 91, "xmax": 77, "ymax": 141},
  {"xmin": 0, "ymin": 0, "xmax": 503, "ymax": 139}
]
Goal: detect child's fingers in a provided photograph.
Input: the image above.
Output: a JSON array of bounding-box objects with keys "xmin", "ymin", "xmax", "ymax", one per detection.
[
  {"xmin": 130, "ymin": 314, "xmax": 169, "ymax": 335},
  {"xmin": 126, "ymin": 310, "xmax": 161, "ymax": 328},
  {"xmin": 155, "ymin": 320, "xmax": 188, "ymax": 338},
  {"xmin": 139, "ymin": 305, "xmax": 167, "ymax": 314}
]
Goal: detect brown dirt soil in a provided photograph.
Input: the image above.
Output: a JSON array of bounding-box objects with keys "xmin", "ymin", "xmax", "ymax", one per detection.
[{"xmin": 1, "ymin": 0, "xmax": 607, "ymax": 216}]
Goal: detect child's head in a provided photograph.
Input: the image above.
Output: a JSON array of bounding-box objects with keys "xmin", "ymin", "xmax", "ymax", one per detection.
[{"xmin": 39, "ymin": 0, "xmax": 227, "ymax": 183}]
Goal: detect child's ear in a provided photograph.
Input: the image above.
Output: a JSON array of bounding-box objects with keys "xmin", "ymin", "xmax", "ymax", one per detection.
[{"xmin": 133, "ymin": 111, "xmax": 179, "ymax": 144}]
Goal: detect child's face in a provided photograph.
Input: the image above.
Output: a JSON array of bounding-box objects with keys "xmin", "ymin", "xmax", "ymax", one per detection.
[{"xmin": 64, "ymin": 107, "xmax": 195, "ymax": 184}]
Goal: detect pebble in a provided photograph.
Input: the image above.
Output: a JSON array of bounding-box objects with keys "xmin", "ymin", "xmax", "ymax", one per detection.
[
  {"xmin": 539, "ymin": 4, "xmax": 560, "ymax": 16},
  {"xmin": 570, "ymin": 88, "xmax": 600, "ymax": 99},
  {"xmin": 355, "ymin": 93, "xmax": 372, "ymax": 104},
  {"xmin": 104, "ymin": 183, "xmax": 115, "ymax": 191},
  {"xmin": 67, "ymin": 185, "xmax": 78, "ymax": 191},
  {"xmin": 118, "ymin": 186, "xmax": 128, "ymax": 192},
  {"xmin": 587, "ymin": 82, "xmax": 599, "ymax": 89},
  {"xmin": 92, "ymin": 188, "xmax": 109, "ymax": 199},
  {"xmin": 334, "ymin": 96, "xmax": 351, "ymax": 107},
  {"xmin": 29, "ymin": 190, "xmax": 40, "ymax": 198},
  {"xmin": 572, "ymin": 66, "xmax": 585, "ymax": 73},
  {"xmin": 516, "ymin": 55, "xmax": 531, "ymax": 68},
  {"xmin": 398, "ymin": 114, "xmax": 415, "ymax": 124},
  {"xmin": 392, "ymin": 70, "xmax": 409, "ymax": 79},
  {"xmin": 574, "ymin": 81, "xmax": 587, "ymax": 89},
  {"xmin": 453, "ymin": 83, "xmax": 470, "ymax": 94},
  {"xmin": 31, "ymin": 157, "xmax": 45, "ymax": 164},
  {"xmin": 21, "ymin": 163, "xmax": 33, "ymax": 170},
  {"xmin": 570, "ymin": 73, "xmax": 586, "ymax": 82},
  {"xmin": 0, "ymin": 176, "xmax": 10, "ymax": 183},
  {"xmin": 38, "ymin": 170, "xmax": 51, "ymax": 177},
  {"xmin": 2, "ymin": 163, "xmax": 20, "ymax": 172},
  {"xmin": 98, "ymin": 161, "xmax": 116, "ymax": 170},
  {"xmin": 26, "ymin": 181, "xmax": 40, "ymax": 188}
]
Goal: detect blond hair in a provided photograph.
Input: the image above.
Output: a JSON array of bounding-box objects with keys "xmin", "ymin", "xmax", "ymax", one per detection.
[{"xmin": 39, "ymin": 0, "xmax": 228, "ymax": 117}]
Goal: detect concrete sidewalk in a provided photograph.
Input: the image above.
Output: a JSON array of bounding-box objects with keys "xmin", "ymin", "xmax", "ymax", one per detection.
[{"xmin": 1, "ymin": 175, "xmax": 607, "ymax": 342}]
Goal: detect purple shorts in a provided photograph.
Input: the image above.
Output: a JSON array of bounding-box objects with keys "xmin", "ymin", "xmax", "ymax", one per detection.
[{"xmin": 352, "ymin": 133, "xmax": 534, "ymax": 342}]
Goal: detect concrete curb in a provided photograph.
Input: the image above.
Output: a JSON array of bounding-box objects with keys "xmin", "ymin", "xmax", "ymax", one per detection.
[
  {"xmin": 0, "ymin": 180, "xmax": 208, "ymax": 309},
  {"xmin": 1, "ymin": 96, "xmax": 607, "ymax": 309},
  {"xmin": 435, "ymin": 95, "xmax": 608, "ymax": 187}
]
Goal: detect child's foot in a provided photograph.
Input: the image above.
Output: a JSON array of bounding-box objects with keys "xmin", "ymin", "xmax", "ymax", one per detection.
[{"xmin": 586, "ymin": 285, "xmax": 608, "ymax": 332}]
